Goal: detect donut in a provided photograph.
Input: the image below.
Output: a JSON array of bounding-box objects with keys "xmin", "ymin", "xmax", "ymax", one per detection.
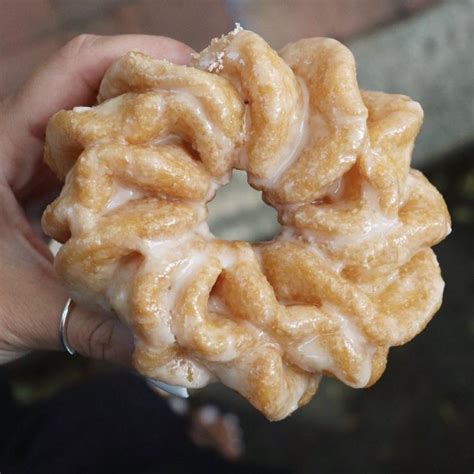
[{"xmin": 42, "ymin": 26, "xmax": 451, "ymax": 421}]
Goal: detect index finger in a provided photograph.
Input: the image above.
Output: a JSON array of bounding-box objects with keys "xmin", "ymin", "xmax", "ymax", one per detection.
[{"xmin": 2, "ymin": 34, "xmax": 194, "ymax": 194}]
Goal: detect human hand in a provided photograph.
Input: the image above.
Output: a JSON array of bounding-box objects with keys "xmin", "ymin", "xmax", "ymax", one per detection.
[{"xmin": 0, "ymin": 34, "xmax": 193, "ymax": 365}]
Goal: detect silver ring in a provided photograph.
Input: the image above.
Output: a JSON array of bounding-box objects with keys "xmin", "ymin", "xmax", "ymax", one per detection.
[{"xmin": 59, "ymin": 298, "xmax": 76, "ymax": 355}]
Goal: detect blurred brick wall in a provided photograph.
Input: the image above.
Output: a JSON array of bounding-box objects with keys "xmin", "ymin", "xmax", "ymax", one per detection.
[{"xmin": 0, "ymin": 0, "xmax": 438, "ymax": 98}]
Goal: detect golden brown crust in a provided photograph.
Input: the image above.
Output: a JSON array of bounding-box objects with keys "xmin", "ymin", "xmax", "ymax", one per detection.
[
  {"xmin": 269, "ymin": 38, "xmax": 368, "ymax": 204},
  {"xmin": 193, "ymin": 30, "xmax": 303, "ymax": 181},
  {"xmin": 41, "ymin": 29, "xmax": 450, "ymax": 421}
]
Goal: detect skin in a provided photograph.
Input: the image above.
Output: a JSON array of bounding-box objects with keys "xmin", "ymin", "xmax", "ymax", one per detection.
[{"xmin": 0, "ymin": 34, "xmax": 193, "ymax": 366}]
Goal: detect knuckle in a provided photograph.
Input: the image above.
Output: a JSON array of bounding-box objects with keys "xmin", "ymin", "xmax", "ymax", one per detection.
[
  {"xmin": 85, "ymin": 317, "xmax": 116, "ymax": 360},
  {"xmin": 59, "ymin": 34, "xmax": 99, "ymax": 61}
]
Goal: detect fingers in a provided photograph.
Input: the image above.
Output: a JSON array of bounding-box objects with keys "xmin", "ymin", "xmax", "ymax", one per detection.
[
  {"xmin": 0, "ymin": 258, "xmax": 134, "ymax": 366},
  {"xmin": 0, "ymin": 184, "xmax": 133, "ymax": 366},
  {"xmin": 66, "ymin": 304, "xmax": 134, "ymax": 366},
  {"xmin": 0, "ymin": 35, "xmax": 178, "ymax": 364},
  {"xmin": 0, "ymin": 246, "xmax": 134, "ymax": 366},
  {"xmin": 4, "ymin": 278, "xmax": 133, "ymax": 366},
  {"xmin": 0, "ymin": 35, "xmax": 187, "ymax": 364},
  {"xmin": 16, "ymin": 34, "xmax": 194, "ymax": 134},
  {"xmin": 1, "ymin": 34, "xmax": 194, "ymax": 194}
]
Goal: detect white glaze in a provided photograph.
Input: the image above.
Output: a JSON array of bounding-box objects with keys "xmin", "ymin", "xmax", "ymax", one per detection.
[
  {"xmin": 172, "ymin": 92, "xmax": 234, "ymax": 157},
  {"xmin": 105, "ymin": 184, "xmax": 143, "ymax": 211},
  {"xmin": 73, "ymin": 106, "xmax": 92, "ymax": 113},
  {"xmin": 251, "ymin": 77, "xmax": 310, "ymax": 189},
  {"xmin": 294, "ymin": 303, "xmax": 374, "ymax": 388}
]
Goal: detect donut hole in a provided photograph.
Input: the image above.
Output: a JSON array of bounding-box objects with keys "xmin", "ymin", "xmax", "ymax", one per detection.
[{"xmin": 207, "ymin": 170, "xmax": 280, "ymax": 242}]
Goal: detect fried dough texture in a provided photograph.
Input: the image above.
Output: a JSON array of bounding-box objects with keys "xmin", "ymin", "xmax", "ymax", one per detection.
[{"xmin": 42, "ymin": 27, "xmax": 450, "ymax": 420}]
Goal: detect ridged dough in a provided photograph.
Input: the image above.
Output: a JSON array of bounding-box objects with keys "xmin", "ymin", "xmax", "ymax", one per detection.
[{"xmin": 42, "ymin": 27, "xmax": 451, "ymax": 421}]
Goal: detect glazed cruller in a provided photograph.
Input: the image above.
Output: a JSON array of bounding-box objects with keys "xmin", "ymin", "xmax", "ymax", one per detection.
[{"xmin": 42, "ymin": 27, "xmax": 451, "ymax": 421}]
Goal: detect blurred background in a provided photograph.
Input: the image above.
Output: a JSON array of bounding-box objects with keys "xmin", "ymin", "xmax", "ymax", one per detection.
[{"xmin": 1, "ymin": 0, "xmax": 473, "ymax": 473}]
